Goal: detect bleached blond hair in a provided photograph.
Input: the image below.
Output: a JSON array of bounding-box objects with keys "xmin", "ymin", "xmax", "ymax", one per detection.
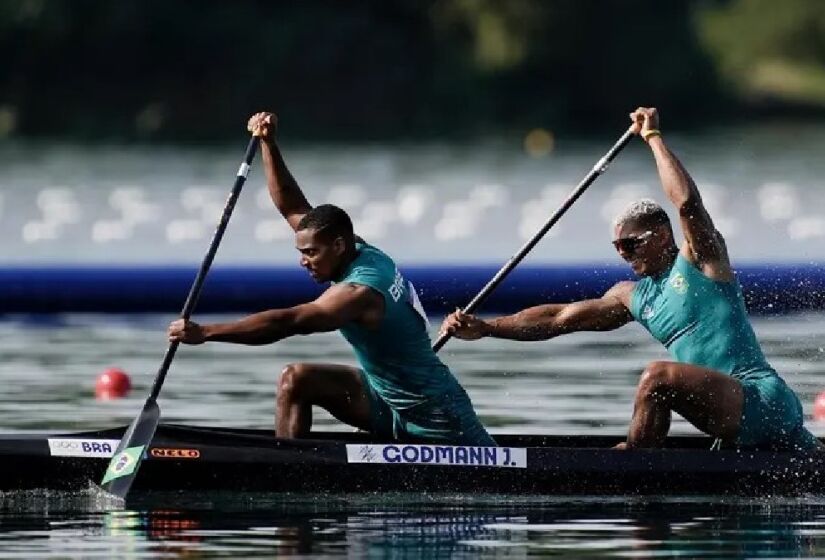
[{"xmin": 613, "ymin": 198, "xmax": 671, "ymax": 230}]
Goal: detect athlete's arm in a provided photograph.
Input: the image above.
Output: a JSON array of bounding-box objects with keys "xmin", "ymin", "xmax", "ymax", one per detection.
[
  {"xmin": 440, "ymin": 282, "xmax": 634, "ymax": 342},
  {"xmin": 168, "ymin": 284, "xmax": 381, "ymax": 345},
  {"xmin": 632, "ymin": 107, "xmax": 733, "ymax": 281},
  {"xmin": 247, "ymin": 112, "xmax": 313, "ymax": 231}
]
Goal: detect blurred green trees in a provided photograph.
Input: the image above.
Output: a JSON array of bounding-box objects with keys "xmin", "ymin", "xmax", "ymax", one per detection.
[
  {"xmin": 698, "ymin": 0, "xmax": 825, "ymax": 108},
  {"xmin": 0, "ymin": 0, "xmax": 822, "ymax": 141}
]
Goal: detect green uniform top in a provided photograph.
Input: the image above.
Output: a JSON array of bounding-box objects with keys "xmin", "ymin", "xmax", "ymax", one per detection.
[
  {"xmin": 335, "ymin": 243, "xmax": 462, "ymax": 409},
  {"xmin": 629, "ymin": 254, "xmax": 775, "ymax": 381}
]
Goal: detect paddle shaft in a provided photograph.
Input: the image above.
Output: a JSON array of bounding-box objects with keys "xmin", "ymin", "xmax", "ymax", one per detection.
[
  {"xmin": 148, "ymin": 136, "xmax": 260, "ymax": 401},
  {"xmin": 432, "ymin": 128, "xmax": 634, "ymax": 352},
  {"xmin": 101, "ymin": 135, "xmax": 260, "ymax": 498}
]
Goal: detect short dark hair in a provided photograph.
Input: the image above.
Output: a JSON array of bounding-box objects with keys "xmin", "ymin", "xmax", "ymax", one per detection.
[{"xmin": 296, "ymin": 204, "xmax": 354, "ymax": 242}]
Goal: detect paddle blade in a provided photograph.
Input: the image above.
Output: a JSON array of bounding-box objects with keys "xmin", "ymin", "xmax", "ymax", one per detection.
[{"xmin": 100, "ymin": 399, "xmax": 160, "ymax": 498}]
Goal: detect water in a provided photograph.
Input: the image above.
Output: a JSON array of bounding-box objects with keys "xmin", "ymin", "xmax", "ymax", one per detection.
[
  {"xmin": 3, "ymin": 313, "xmax": 825, "ymax": 435},
  {"xmin": 2, "ymin": 313, "xmax": 825, "ymax": 557},
  {"xmin": 4, "ymin": 493, "xmax": 825, "ymax": 558}
]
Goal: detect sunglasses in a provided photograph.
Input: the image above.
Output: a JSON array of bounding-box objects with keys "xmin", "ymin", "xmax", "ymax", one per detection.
[{"xmin": 612, "ymin": 230, "xmax": 654, "ymax": 253}]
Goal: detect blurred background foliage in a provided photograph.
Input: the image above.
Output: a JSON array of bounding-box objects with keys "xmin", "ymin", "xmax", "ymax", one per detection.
[{"xmin": 0, "ymin": 0, "xmax": 823, "ymax": 142}]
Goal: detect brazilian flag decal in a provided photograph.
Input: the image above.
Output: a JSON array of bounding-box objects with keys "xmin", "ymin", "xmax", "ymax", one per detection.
[{"xmin": 101, "ymin": 446, "xmax": 144, "ymax": 485}]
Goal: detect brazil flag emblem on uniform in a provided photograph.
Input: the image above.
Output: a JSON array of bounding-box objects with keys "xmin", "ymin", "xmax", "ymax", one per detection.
[{"xmin": 669, "ymin": 271, "xmax": 688, "ymax": 295}]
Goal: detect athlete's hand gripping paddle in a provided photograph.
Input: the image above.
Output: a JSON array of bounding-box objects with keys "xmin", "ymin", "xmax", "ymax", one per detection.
[{"xmin": 433, "ymin": 127, "xmax": 635, "ymax": 352}]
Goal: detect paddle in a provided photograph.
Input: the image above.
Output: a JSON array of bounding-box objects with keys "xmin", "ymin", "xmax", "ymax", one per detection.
[
  {"xmin": 100, "ymin": 133, "xmax": 261, "ymax": 498},
  {"xmin": 432, "ymin": 127, "xmax": 635, "ymax": 352}
]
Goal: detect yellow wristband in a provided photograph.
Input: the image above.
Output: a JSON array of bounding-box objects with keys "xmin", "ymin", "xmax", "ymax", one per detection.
[{"xmin": 642, "ymin": 129, "xmax": 661, "ymax": 142}]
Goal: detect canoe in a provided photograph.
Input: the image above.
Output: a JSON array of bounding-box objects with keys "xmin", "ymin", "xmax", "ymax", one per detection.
[{"xmin": 2, "ymin": 424, "xmax": 822, "ymax": 496}]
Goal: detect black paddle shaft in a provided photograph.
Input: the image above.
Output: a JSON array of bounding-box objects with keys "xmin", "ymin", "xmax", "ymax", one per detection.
[
  {"xmin": 149, "ymin": 135, "xmax": 260, "ymax": 401},
  {"xmin": 432, "ymin": 128, "xmax": 635, "ymax": 352},
  {"xmin": 101, "ymin": 135, "xmax": 260, "ymax": 498}
]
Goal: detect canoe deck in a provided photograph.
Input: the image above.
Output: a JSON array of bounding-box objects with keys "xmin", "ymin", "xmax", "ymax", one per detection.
[{"xmin": 0, "ymin": 424, "xmax": 822, "ymax": 496}]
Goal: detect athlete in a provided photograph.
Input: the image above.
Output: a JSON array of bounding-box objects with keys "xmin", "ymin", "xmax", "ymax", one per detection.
[
  {"xmin": 168, "ymin": 112, "xmax": 495, "ymax": 447},
  {"xmin": 441, "ymin": 107, "xmax": 819, "ymax": 451}
]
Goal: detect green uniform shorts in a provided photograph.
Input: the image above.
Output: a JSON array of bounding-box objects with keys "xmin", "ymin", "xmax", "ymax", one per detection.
[
  {"xmin": 737, "ymin": 374, "xmax": 820, "ymax": 451},
  {"xmin": 360, "ymin": 370, "xmax": 497, "ymax": 447}
]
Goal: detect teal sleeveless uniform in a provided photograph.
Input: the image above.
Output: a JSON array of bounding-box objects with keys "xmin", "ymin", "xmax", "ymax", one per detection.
[
  {"xmin": 630, "ymin": 254, "xmax": 818, "ymax": 450},
  {"xmin": 335, "ymin": 243, "xmax": 495, "ymax": 446}
]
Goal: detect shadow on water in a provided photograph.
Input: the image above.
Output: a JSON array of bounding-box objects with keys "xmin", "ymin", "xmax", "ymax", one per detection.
[{"xmin": 2, "ymin": 490, "xmax": 825, "ymax": 558}]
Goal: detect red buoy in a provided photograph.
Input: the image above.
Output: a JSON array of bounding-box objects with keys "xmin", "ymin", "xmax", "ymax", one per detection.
[
  {"xmin": 95, "ymin": 367, "xmax": 132, "ymax": 400},
  {"xmin": 814, "ymin": 391, "xmax": 825, "ymax": 421}
]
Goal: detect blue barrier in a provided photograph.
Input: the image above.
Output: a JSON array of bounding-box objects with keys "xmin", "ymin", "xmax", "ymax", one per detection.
[{"xmin": 1, "ymin": 264, "xmax": 825, "ymax": 315}]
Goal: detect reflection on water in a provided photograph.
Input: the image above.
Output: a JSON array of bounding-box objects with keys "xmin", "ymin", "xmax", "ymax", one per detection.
[{"xmin": 3, "ymin": 491, "xmax": 825, "ymax": 558}]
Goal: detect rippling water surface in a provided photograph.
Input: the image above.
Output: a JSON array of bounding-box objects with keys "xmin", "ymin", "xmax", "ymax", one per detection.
[
  {"xmin": 4, "ymin": 491, "xmax": 825, "ymax": 558},
  {"xmin": 3, "ymin": 313, "xmax": 825, "ymax": 435},
  {"xmin": 2, "ymin": 313, "xmax": 825, "ymax": 557}
]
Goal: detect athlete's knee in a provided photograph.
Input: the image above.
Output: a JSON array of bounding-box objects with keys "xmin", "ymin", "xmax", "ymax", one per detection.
[
  {"xmin": 637, "ymin": 361, "xmax": 677, "ymax": 402},
  {"xmin": 278, "ymin": 363, "xmax": 312, "ymax": 402}
]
